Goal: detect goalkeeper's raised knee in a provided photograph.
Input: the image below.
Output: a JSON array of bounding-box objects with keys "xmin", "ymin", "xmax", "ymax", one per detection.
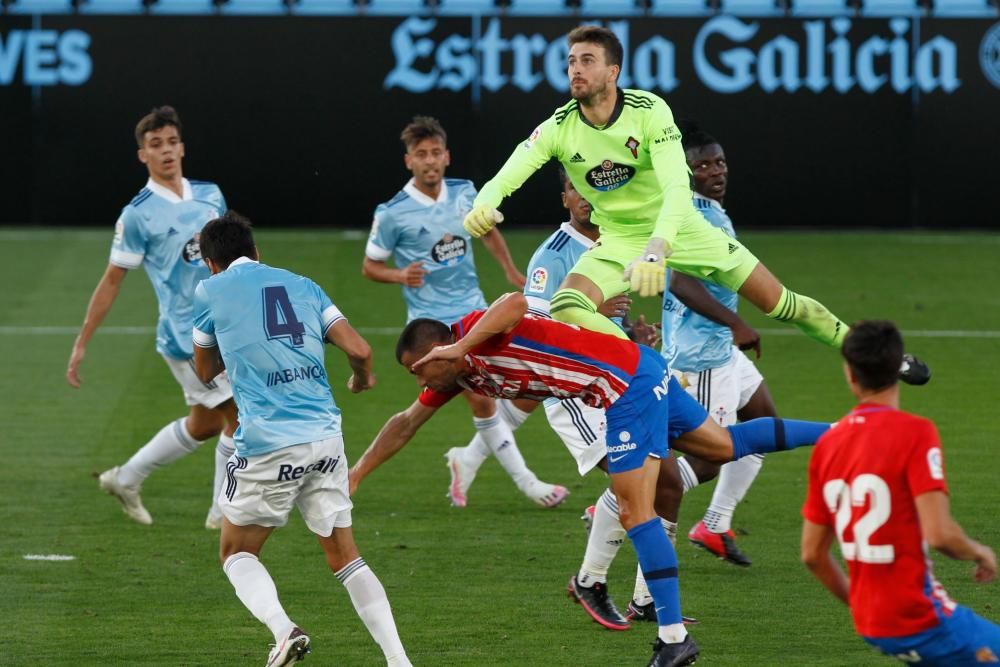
[
  {"xmin": 550, "ymin": 289, "xmax": 629, "ymax": 340},
  {"xmin": 766, "ymin": 286, "xmax": 848, "ymax": 348}
]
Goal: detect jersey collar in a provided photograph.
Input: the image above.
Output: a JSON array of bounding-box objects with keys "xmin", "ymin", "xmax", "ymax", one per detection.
[
  {"xmin": 146, "ymin": 177, "xmax": 193, "ymax": 203},
  {"xmin": 403, "ymin": 178, "xmax": 449, "ymax": 207},
  {"xmin": 228, "ymin": 256, "xmax": 257, "ymax": 269},
  {"xmin": 693, "ymin": 192, "xmax": 725, "ymax": 213},
  {"xmin": 560, "ymin": 221, "xmax": 597, "ymax": 248},
  {"xmin": 576, "ymin": 87, "xmax": 625, "ymax": 131}
]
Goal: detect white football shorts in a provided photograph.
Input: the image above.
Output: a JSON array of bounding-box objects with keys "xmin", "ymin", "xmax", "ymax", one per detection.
[
  {"xmin": 671, "ymin": 347, "xmax": 764, "ymax": 427},
  {"xmin": 220, "ymin": 436, "xmax": 353, "ymax": 537},
  {"xmin": 543, "ymin": 397, "xmax": 608, "ymax": 476},
  {"xmin": 162, "ymin": 354, "xmax": 233, "ymax": 408}
]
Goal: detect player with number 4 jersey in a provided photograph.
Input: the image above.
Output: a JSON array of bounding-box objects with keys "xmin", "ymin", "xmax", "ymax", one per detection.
[
  {"xmin": 192, "ymin": 213, "xmax": 411, "ymax": 667},
  {"xmin": 802, "ymin": 321, "xmax": 998, "ymax": 666}
]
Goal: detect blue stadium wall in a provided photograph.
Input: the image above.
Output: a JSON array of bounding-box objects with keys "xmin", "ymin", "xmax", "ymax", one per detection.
[{"xmin": 1, "ymin": 2, "xmax": 998, "ymax": 229}]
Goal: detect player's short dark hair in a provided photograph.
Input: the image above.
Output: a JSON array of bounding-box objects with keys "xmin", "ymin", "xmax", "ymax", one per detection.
[
  {"xmin": 678, "ymin": 120, "xmax": 719, "ymax": 153},
  {"xmin": 567, "ymin": 26, "xmax": 624, "ymax": 71},
  {"xmin": 396, "ymin": 318, "xmax": 452, "ymax": 363},
  {"xmin": 134, "ymin": 106, "xmax": 182, "ymax": 148},
  {"xmin": 200, "ymin": 211, "xmax": 256, "ymax": 270},
  {"xmin": 400, "ymin": 116, "xmax": 447, "ymax": 150},
  {"xmin": 841, "ymin": 320, "xmax": 903, "ymax": 391}
]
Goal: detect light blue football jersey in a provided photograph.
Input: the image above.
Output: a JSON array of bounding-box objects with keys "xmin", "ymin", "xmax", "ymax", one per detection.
[
  {"xmin": 661, "ymin": 194, "xmax": 740, "ymax": 372},
  {"xmin": 366, "ymin": 178, "xmax": 487, "ymax": 326},
  {"xmin": 192, "ymin": 258, "xmax": 345, "ymax": 458},
  {"xmin": 523, "ymin": 222, "xmax": 594, "ymax": 317},
  {"xmin": 109, "ymin": 178, "xmax": 226, "ymax": 360}
]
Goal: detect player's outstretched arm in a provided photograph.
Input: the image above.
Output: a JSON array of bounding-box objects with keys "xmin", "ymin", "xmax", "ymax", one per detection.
[
  {"xmin": 801, "ymin": 519, "xmax": 850, "ymax": 604},
  {"xmin": 916, "ymin": 491, "xmax": 997, "ymax": 582},
  {"xmin": 670, "ymin": 272, "xmax": 761, "ymax": 358},
  {"xmin": 411, "ymin": 293, "xmax": 527, "ymax": 372},
  {"xmin": 193, "ymin": 343, "xmax": 225, "ymax": 383},
  {"xmin": 480, "ymin": 228, "xmax": 526, "ymax": 288},
  {"xmin": 67, "ymin": 264, "xmax": 129, "ymax": 388},
  {"xmin": 326, "ymin": 320, "xmax": 375, "ymax": 393},
  {"xmin": 467, "ymin": 119, "xmax": 556, "ymax": 238},
  {"xmin": 349, "ymin": 399, "xmax": 439, "ymax": 494}
]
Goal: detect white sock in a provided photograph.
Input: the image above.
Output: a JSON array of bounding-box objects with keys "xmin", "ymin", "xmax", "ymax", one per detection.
[
  {"xmin": 676, "ymin": 456, "xmax": 700, "ymax": 494},
  {"xmin": 632, "ymin": 518, "xmax": 676, "ymax": 605},
  {"xmin": 210, "ymin": 434, "xmax": 235, "ymax": 516},
  {"xmin": 577, "ymin": 489, "xmax": 625, "ymax": 587},
  {"xmin": 223, "ymin": 552, "xmax": 294, "ymax": 644},
  {"xmin": 496, "ymin": 399, "xmax": 531, "ymax": 429},
  {"xmin": 473, "ymin": 414, "xmax": 537, "ymax": 490},
  {"xmin": 458, "ymin": 435, "xmax": 492, "ymax": 470},
  {"xmin": 658, "ymin": 623, "xmax": 688, "ymax": 644},
  {"xmin": 336, "ymin": 558, "xmax": 409, "ymax": 665},
  {"xmin": 704, "ymin": 454, "xmax": 765, "ymax": 533},
  {"xmin": 118, "ymin": 418, "xmax": 204, "ymax": 488}
]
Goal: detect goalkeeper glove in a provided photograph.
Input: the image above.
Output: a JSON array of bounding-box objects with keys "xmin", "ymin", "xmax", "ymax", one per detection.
[
  {"xmin": 463, "ymin": 206, "xmax": 504, "ymax": 238},
  {"xmin": 624, "ymin": 237, "xmax": 672, "ymax": 297}
]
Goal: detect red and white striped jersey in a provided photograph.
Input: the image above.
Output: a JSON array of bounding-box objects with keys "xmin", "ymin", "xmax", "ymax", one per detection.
[{"xmin": 420, "ymin": 310, "xmax": 640, "ymax": 409}]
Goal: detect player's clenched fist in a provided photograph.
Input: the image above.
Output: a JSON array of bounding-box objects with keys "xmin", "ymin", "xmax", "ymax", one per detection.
[
  {"xmin": 624, "ymin": 237, "xmax": 672, "ymax": 297},
  {"xmin": 463, "ymin": 206, "xmax": 504, "ymax": 238}
]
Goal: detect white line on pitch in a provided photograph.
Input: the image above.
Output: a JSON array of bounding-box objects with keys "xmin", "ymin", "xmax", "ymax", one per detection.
[{"xmin": 23, "ymin": 554, "xmax": 76, "ymax": 561}]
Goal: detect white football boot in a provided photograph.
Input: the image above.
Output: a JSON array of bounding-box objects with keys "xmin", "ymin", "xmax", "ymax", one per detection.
[{"xmin": 98, "ymin": 466, "xmax": 152, "ymax": 525}]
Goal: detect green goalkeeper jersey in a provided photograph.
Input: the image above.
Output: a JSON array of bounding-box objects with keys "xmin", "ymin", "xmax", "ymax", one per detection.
[{"xmin": 475, "ymin": 88, "xmax": 693, "ymax": 244}]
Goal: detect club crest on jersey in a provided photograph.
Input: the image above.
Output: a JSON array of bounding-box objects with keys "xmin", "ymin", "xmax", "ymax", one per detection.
[
  {"xmin": 586, "ymin": 160, "xmax": 636, "ymax": 192},
  {"xmin": 431, "ymin": 233, "xmax": 468, "ymax": 266},
  {"xmin": 528, "ymin": 267, "xmax": 548, "ymax": 293},
  {"xmin": 182, "ymin": 232, "xmax": 203, "ymax": 264},
  {"xmin": 625, "ymin": 136, "xmax": 640, "ymax": 159}
]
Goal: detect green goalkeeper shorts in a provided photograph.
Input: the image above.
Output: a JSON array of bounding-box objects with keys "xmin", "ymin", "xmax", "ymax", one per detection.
[{"xmin": 566, "ymin": 211, "xmax": 760, "ymax": 300}]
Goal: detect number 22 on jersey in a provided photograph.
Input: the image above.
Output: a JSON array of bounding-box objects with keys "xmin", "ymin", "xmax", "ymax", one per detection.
[{"xmin": 823, "ymin": 474, "xmax": 895, "ymax": 564}]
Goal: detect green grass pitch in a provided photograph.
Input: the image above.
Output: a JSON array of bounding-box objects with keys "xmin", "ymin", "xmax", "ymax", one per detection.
[{"xmin": 2, "ymin": 228, "xmax": 998, "ymax": 666}]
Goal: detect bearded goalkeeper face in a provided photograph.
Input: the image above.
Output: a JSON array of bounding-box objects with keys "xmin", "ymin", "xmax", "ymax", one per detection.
[{"xmin": 567, "ymin": 41, "xmax": 620, "ymax": 106}]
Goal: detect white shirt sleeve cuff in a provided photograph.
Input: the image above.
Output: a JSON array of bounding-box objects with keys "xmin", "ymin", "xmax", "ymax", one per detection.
[
  {"xmin": 321, "ymin": 306, "xmax": 346, "ymax": 335},
  {"xmin": 109, "ymin": 249, "xmax": 144, "ymax": 269},
  {"xmin": 192, "ymin": 326, "xmax": 217, "ymax": 348},
  {"xmin": 525, "ymin": 295, "xmax": 551, "ymax": 318},
  {"xmin": 364, "ymin": 241, "xmax": 392, "ymax": 262}
]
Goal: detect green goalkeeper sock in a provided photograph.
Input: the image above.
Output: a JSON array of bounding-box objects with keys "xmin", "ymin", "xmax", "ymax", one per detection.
[
  {"xmin": 550, "ymin": 288, "xmax": 629, "ymax": 340},
  {"xmin": 766, "ymin": 286, "xmax": 848, "ymax": 348}
]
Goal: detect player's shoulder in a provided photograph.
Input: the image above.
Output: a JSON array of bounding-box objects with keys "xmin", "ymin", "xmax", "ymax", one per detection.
[
  {"xmin": 376, "ymin": 188, "xmax": 410, "ymax": 214},
  {"xmin": 551, "ymin": 98, "xmax": 580, "ymax": 126},
  {"xmin": 188, "ymin": 179, "xmax": 223, "ymax": 197},
  {"xmin": 125, "ymin": 186, "xmax": 155, "ymax": 212},
  {"xmin": 622, "ymin": 88, "xmax": 668, "ymax": 110},
  {"xmin": 445, "ymin": 177, "xmax": 474, "ymax": 190}
]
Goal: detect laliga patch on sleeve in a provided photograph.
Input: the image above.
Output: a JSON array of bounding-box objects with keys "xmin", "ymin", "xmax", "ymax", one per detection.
[
  {"xmin": 926, "ymin": 447, "xmax": 944, "ymax": 480},
  {"xmin": 113, "ymin": 218, "xmax": 124, "ymax": 244},
  {"xmin": 528, "ymin": 267, "xmax": 548, "ymax": 293},
  {"xmin": 522, "ymin": 125, "xmax": 542, "ymax": 150},
  {"xmin": 369, "ymin": 217, "xmax": 380, "ymax": 240}
]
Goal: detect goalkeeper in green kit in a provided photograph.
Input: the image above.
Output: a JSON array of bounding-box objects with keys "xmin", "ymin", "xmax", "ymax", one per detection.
[{"xmin": 465, "ymin": 25, "xmax": 928, "ymax": 385}]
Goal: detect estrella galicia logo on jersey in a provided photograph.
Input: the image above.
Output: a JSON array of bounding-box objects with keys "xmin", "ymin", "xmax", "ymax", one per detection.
[
  {"xmin": 586, "ymin": 161, "xmax": 636, "ymax": 192},
  {"xmin": 182, "ymin": 233, "xmax": 203, "ymax": 264},
  {"xmin": 431, "ymin": 233, "xmax": 468, "ymax": 266},
  {"xmin": 528, "ymin": 267, "xmax": 548, "ymax": 293},
  {"xmin": 980, "ymin": 23, "xmax": 1000, "ymax": 89},
  {"xmin": 625, "ymin": 136, "xmax": 640, "ymax": 159}
]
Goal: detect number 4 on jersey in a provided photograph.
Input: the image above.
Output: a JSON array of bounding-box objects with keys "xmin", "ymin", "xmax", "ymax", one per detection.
[{"xmin": 263, "ymin": 286, "xmax": 305, "ymax": 347}]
